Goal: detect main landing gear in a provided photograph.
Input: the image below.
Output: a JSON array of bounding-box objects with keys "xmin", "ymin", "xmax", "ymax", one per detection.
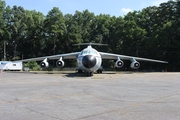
[{"xmin": 96, "ymin": 70, "xmax": 102, "ymax": 74}]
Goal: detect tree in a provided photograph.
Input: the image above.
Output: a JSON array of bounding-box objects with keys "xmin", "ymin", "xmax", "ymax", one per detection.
[
  {"xmin": 72, "ymin": 10, "xmax": 95, "ymax": 43},
  {"xmin": 64, "ymin": 13, "xmax": 82, "ymax": 52},
  {"xmin": 3, "ymin": 6, "xmax": 28, "ymax": 60},
  {"xmin": 21, "ymin": 10, "xmax": 45, "ymax": 59},
  {"xmin": 122, "ymin": 11, "xmax": 147, "ymax": 56},
  {"xmin": 44, "ymin": 7, "xmax": 66, "ymax": 55},
  {"xmin": 0, "ymin": 0, "xmax": 6, "ymax": 60}
]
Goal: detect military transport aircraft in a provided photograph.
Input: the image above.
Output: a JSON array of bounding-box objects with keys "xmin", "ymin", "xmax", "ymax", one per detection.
[{"xmin": 16, "ymin": 43, "xmax": 168, "ymax": 76}]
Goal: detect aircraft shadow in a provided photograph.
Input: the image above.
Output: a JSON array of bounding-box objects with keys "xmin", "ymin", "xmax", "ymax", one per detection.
[
  {"xmin": 62, "ymin": 72, "xmax": 87, "ymax": 78},
  {"xmin": 62, "ymin": 71, "xmax": 116, "ymax": 78}
]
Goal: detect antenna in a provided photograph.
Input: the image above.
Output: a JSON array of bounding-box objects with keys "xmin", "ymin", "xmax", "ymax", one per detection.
[{"xmin": 73, "ymin": 42, "xmax": 108, "ymax": 46}]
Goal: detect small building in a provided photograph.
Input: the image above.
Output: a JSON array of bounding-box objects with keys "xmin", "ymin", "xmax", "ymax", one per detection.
[{"xmin": 0, "ymin": 61, "xmax": 22, "ymax": 71}]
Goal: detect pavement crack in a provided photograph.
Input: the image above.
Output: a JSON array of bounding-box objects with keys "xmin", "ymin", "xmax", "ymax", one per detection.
[
  {"xmin": 75, "ymin": 93, "xmax": 180, "ymax": 119},
  {"xmin": 147, "ymin": 92, "xmax": 180, "ymax": 103},
  {"xmin": 26, "ymin": 107, "xmax": 63, "ymax": 120}
]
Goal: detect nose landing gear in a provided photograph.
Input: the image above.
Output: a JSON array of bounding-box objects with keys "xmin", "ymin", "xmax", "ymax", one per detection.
[{"xmin": 87, "ymin": 72, "xmax": 93, "ymax": 77}]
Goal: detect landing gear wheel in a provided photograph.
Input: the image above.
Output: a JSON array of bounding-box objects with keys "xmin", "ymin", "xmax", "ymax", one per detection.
[
  {"xmin": 87, "ymin": 72, "xmax": 93, "ymax": 77},
  {"xmin": 90, "ymin": 72, "xmax": 93, "ymax": 76},
  {"xmin": 97, "ymin": 70, "xmax": 102, "ymax": 74},
  {"xmin": 78, "ymin": 70, "xmax": 83, "ymax": 73}
]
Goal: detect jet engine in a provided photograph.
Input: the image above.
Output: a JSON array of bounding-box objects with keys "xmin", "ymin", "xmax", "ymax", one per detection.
[
  {"xmin": 130, "ymin": 61, "xmax": 140, "ymax": 69},
  {"xmin": 115, "ymin": 60, "xmax": 124, "ymax": 68},
  {"xmin": 56, "ymin": 57, "xmax": 64, "ymax": 67},
  {"xmin": 40, "ymin": 58, "xmax": 49, "ymax": 68}
]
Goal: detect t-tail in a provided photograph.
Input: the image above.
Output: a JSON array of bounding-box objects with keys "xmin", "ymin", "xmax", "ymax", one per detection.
[{"xmin": 73, "ymin": 42, "xmax": 108, "ymax": 46}]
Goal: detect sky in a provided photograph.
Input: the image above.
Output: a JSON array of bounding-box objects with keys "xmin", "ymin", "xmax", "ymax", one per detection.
[{"xmin": 5, "ymin": 0, "xmax": 171, "ymax": 16}]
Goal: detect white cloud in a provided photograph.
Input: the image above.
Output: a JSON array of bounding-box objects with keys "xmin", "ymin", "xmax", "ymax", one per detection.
[
  {"xmin": 121, "ymin": 8, "xmax": 132, "ymax": 14},
  {"xmin": 152, "ymin": 0, "xmax": 169, "ymax": 6}
]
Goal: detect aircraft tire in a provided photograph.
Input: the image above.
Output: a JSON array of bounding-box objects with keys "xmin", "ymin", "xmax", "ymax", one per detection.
[
  {"xmin": 78, "ymin": 70, "xmax": 83, "ymax": 73},
  {"xmin": 87, "ymin": 72, "xmax": 93, "ymax": 77},
  {"xmin": 97, "ymin": 70, "xmax": 102, "ymax": 74}
]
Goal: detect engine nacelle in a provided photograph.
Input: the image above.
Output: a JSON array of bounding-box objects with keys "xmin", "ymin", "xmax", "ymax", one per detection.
[
  {"xmin": 130, "ymin": 61, "xmax": 140, "ymax": 69},
  {"xmin": 115, "ymin": 60, "xmax": 124, "ymax": 68},
  {"xmin": 56, "ymin": 60, "xmax": 64, "ymax": 68},
  {"xmin": 40, "ymin": 58, "xmax": 49, "ymax": 68}
]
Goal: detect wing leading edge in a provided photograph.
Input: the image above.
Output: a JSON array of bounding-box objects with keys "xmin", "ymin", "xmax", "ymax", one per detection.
[
  {"xmin": 16, "ymin": 52, "xmax": 81, "ymax": 62},
  {"xmin": 99, "ymin": 52, "xmax": 168, "ymax": 63}
]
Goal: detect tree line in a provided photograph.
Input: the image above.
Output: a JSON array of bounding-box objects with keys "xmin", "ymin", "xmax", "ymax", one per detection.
[{"xmin": 0, "ymin": 0, "xmax": 180, "ymax": 71}]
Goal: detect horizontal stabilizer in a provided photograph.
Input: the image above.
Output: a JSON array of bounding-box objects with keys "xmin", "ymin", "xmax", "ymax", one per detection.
[{"xmin": 73, "ymin": 42, "xmax": 108, "ymax": 46}]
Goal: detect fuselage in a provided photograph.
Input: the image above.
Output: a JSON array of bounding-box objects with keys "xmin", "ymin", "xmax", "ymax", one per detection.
[{"xmin": 77, "ymin": 45, "xmax": 102, "ymax": 73}]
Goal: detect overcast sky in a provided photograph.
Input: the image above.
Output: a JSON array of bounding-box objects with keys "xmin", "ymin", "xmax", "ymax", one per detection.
[{"xmin": 5, "ymin": 0, "xmax": 171, "ymax": 16}]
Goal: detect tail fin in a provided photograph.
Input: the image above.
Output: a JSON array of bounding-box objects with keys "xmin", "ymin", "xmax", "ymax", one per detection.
[{"xmin": 73, "ymin": 42, "xmax": 108, "ymax": 46}]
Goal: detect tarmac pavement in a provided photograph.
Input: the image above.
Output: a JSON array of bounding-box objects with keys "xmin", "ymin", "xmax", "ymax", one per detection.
[{"xmin": 0, "ymin": 71, "xmax": 180, "ymax": 120}]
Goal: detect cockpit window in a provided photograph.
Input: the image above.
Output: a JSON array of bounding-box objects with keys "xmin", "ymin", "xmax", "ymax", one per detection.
[
  {"xmin": 81, "ymin": 50, "xmax": 99, "ymax": 55},
  {"xmin": 81, "ymin": 51, "xmax": 88, "ymax": 55},
  {"xmin": 83, "ymin": 51, "xmax": 88, "ymax": 54}
]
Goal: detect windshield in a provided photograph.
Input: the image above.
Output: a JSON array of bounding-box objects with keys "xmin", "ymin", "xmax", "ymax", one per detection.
[
  {"xmin": 81, "ymin": 50, "xmax": 98, "ymax": 55},
  {"xmin": 81, "ymin": 51, "xmax": 88, "ymax": 55}
]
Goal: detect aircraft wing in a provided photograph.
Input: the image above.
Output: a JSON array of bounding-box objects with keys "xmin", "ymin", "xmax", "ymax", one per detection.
[
  {"xmin": 99, "ymin": 52, "xmax": 168, "ymax": 63},
  {"xmin": 16, "ymin": 52, "xmax": 81, "ymax": 62}
]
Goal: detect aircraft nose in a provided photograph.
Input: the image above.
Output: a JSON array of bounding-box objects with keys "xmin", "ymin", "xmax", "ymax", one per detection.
[{"xmin": 82, "ymin": 55, "xmax": 96, "ymax": 68}]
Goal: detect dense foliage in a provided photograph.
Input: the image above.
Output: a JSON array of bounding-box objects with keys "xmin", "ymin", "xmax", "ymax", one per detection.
[{"xmin": 0, "ymin": 0, "xmax": 180, "ymax": 71}]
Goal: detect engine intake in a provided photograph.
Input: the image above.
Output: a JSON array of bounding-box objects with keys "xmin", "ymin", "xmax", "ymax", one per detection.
[
  {"xmin": 115, "ymin": 60, "xmax": 124, "ymax": 68},
  {"xmin": 56, "ymin": 58, "xmax": 64, "ymax": 68},
  {"xmin": 40, "ymin": 58, "xmax": 49, "ymax": 68},
  {"xmin": 130, "ymin": 61, "xmax": 140, "ymax": 69}
]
